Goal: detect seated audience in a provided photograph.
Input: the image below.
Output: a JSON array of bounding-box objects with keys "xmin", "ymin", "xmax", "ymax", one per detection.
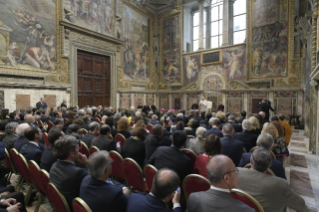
[
  {"xmin": 131, "ymin": 119, "xmax": 148, "ymax": 135},
  {"xmin": 0, "ymin": 186, "xmax": 27, "ymax": 212},
  {"xmin": 279, "ymin": 114, "xmax": 292, "ymax": 146},
  {"xmin": 40, "ymin": 129, "xmax": 63, "ymax": 172},
  {"xmin": 127, "ymin": 169, "xmax": 181, "ymax": 212},
  {"xmin": 91, "ymin": 125, "xmax": 116, "ymax": 151},
  {"xmin": 220, "ymin": 124, "xmax": 243, "ymax": 166},
  {"xmin": 187, "ymin": 126, "xmax": 206, "ymax": 155},
  {"xmin": 249, "ymin": 116, "xmax": 261, "ymax": 135},
  {"xmin": 0, "ymin": 120, "xmax": 8, "ymax": 141},
  {"xmin": 149, "ymin": 114, "xmax": 159, "ymax": 125},
  {"xmin": 25, "ymin": 114, "xmax": 35, "ymax": 127},
  {"xmin": 237, "ymin": 110, "xmax": 246, "ymax": 124},
  {"xmin": 82, "ymin": 122, "xmax": 100, "ymax": 147},
  {"xmin": 61, "ymin": 107, "xmax": 68, "ymax": 118},
  {"xmin": 148, "ymin": 131, "xmax": 191, "ymax": 182},
  {"xmin": 20, "ymin": 127, "xmax": 45, "ymax": 165},
  {"xmin": 64, "ymin": 111, "xmax": 77, "ymax": 129},
  {"xmin": 194, "ymin": 134, "xmax": 222, "ymax": 179},
  {"xmin": 144, "ymin": 124, "xmax": 171, "ymax": 164},
  {"xmin": 50, "ymin": 135, "xmax": 88, "ymax": 210},
  {"xmin": 188, "ymin": 155, "xmax": 254, "ymax": 212},
  {"xmin": 205, "ymin": 118, "xmax": 223, "ymax": 138},
  {"xmin": 122, "ymin": 127, "xmax": 146, "ymax": 168},
  {"xmin": 238, "ymin": 133, "xmax": 286, "ymax": 179},
  {"xmin": 234, "ymin": 119, "xmax": 258, "ymax": 152},
  {"xmin": 105, "ymin": 117, "xmax": 117, "ymax": 138},
  {"xmin": 221, "ymin": 115, "xmax": 242, "ymax": 132},
  {"xmin": 215, "ymin": 111, "xmax": 226, "ymax": 123},
  {"xmin": 41, "ymin": 110, "xmax": 50, "ymax": 124},
  {"xmin": 2, "ymin": 122, "xmax": 18, "ymax": 151},
  {"xmin": 66, "ymin": 124, "xmax": 81, "ymax": 139},
  {"xmin": 185, "ymin": 120, "xmax": 199, "ymax": 137},
  {"xmin": 117, "ymin": 117, "xmax": 131, "ymax": 139},
  {"xmin": 171, "ymin": 121, "xmax": 184, "ymax": 134},
  {"xmin": 14, "ymin": 123, "xmax": 31, "ymax": 152},
  {"xmin": 238, "ymin": 148, "xmax": 308, "ymax": 212},
  {"xmin": 80, "ymin": 151, "xmax": 130, "ymax": 212},
  {"xmin": 255, "ymin": 114, "xmax": 264, "ymax": 129},
  {"xmin": 82, "ymin": 115, "xmax": 91, "ymax": 131}
]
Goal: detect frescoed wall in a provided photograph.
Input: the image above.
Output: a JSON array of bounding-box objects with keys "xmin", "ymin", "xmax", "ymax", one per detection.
[
  {"xmin": 63, "ymin": 0, "xmax": 115, "ymax": 37},
  {"xmin": 223, "ymin": 46, "xmax": 246, "ymax": 81},
  {"xmin": 253, "ymin": 0, "xmax": 277, "ymax": 26},
  {"xmin": 0, "ymin": 0, "xmax": 56, "ymax": 72},
  {"xmin": 183, "ymin": 54, "xmax": 200, "ymax": 86}
]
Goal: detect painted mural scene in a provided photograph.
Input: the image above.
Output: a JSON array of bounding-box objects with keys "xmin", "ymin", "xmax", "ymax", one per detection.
[
  {"xmin": 183, "ymin": 54, "xmax": 200, "ymax": 86},
  {"xmin": 123, "ymin": 5, "xmax": 150, "ymax": 83},
  {"xmin": 63, "ymin": 0, "xmax": 114, "ymax": 36},
  {"xmin": 254, "ymin": 0, "xmax": 277, "ymax": 26},
  {"xmin": 252, "ymin": 21, "xmax": 288, "ymax": 78},
  {"xmin": 223, "ymin": 46, "xmax": 246, "ymax": 81},
  {"xmin": 0, "ymin": 0, "xmax": 56, "ymax": 72}
]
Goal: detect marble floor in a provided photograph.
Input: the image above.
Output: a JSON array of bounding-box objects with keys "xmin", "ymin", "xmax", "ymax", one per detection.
[{"xmin": 286, "ymin": 129, "xmax": 319, "ymax": 212}]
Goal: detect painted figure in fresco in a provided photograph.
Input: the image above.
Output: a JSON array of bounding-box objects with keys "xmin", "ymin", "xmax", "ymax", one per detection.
[
  {"xmin": 185, "ymin": 56, "xmax": 198, "ymax": 82},
  {"xmin": 23, "ymin": 46, "xmax": 55, "ymax": 71},
  {"xmin": 253, "ymin": 46, "xmax": 262, "ymax": 76},
  {"xmin": 3, "ymin": 42, "xmax": 19, "ymax": 68},
  {"xmin": 263, "ymin": 26, "xmax": 271, "ymax": 41},
  {"xmin": 224, "ymin": 49, "xmax": 244, "ymax": 80}
]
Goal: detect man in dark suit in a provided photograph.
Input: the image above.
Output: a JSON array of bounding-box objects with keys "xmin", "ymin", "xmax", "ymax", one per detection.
[
  {"xmin": 14, "ymin": 123, "xmax": 31, "ymax": 152},
  {"xmin": 217, "ymin": 102, "xmax": 224, "ymax": 112},
  {"xmin": 221, "ymin": 115, "xmax": 242, "ymax": 133},
  {"xmin": 36, "ymin": 97, "xmax": 47, "ymax": 110},
  {"xmin": 61, "ymin": 107, "xmax": 68, "ymax": 118},
  {"xmin": 82, "ymin": 122, "xmax": 100, "ymax": 147},
  {"xmin": 220, "ymin": 124, "xmax": 244, "ymax": 166},
  {"xmin": 20, "ymin": 127, "xmax": 45, "ymax": 165},
  {"xmin": 50, "ymin": 118, "xmax": 64, "ymax": 132},
  {"xmin": 81, "ymin": 115, "xmax": 91, "ymax": 131},
  {"xmin": 143, "ymin": 103, "xmax": 152, "ymax": 114},
  {"xmin": 148, "ymin": 115, "xmax": 159, "ymax": 125},
  {"xmin": 80, "ymin": 150, "xmax": 130, "ymax": 212},
  {"xmin": 50, "ymin": 135, "xmax": 88, "ymax": 210},
  {"xmin": 40, "ymin": 129, "xmax": 62, "ymax": 172},
  {"xmin": 41, "ymin": 110, "xmax": 50, "ymax": 124},
  {"xmin": 192, "ymin": 110, "xmax": 202, "ymax": 122},
  {"xmin": 237, "ymin": 110, "xmax": 246, "ymax": 124},
  {"xmin": 239, "ymin": 133, "xmax": 286, "ymax": 179},
  {"xmin": 206, "ymin": 117, "xmax": 223, "ymax": 137},
  {"xmin": 234, "ymin": 119, "xmax": 258, "ymax": 152},
  {"xmin": 61, "ymin": 99, "xmax": 67, "ymax": 108},
  {"xmin": 127, "ymin": 169, "xmax": 182, "ymax": 212},
  {"xmin": 187, "ymin": 155, "xmax": 254, "ymax": 212},
  {"xmin": 151, "ymin": 102, "xmax": 157, "ymax": 112},
  {"xmin": 2, "ymin": 122, "xmax": 18, "ymax": 151},
  {"xmin": 148, "ymin": 131, "xmax": 191, "ymax": 182},
  {"xmin": 256, "ymin": 99, "xmax": 274, "ymax": 122},
  {"xmin": 91, "ymin": 125, "xmax": 116, "ymax": 151},
  {"xmin": 191, "ymin": 100, "xmax": 199, "ymax": 110},
  {"xmin": 144, "ymin": 124, "xmax": 171, "ymax": 164}
]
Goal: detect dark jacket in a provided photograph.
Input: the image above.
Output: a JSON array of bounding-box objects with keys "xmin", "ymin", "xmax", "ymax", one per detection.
[
  {"xmin": 40, "ymin": 146, "xmax": 57, "ymax": 172},
  {"xmin": 117, "ymin": 131, "xmax": 131, "ymax": 140},
  {"xmin": 91, "ymin": 135, "xmax": 117, "ymax": 151},
  {"xmin": 122, "ymin": 137, "xmax": 145, "ymax": 168},
  {"xmin": 127, "ymin": 193, "xmax": 182, "ymax": 212},
  {"xmin": 234, "ymin": 130, "xmax": 258, "ymax": 152},
  {"xmin": 220, "ymin": 135, "xmax": 244, "ymax": 166},
  {"xmin": 82, "ymin": 133, "xmax": 96, "ymax": 147},
  {"xmin": 20, "ymin": 142, "xmax": 45, "ymax": 165},
  {"xmin": 239, "ymin": 152, "xmax": 286, "ymax": 179},
  {"xmin": 205, "ymin": 127, "xmax": 223, "ymax": 138},
  {"xmin": 41, "ymin": 115, "xmax": 50, "ymax": 124},
  {"xmin": 14, "ymin": 136, "xmax": 29, "ymax": 152},
  {"xmin": 144, "ymin": 134, "xmax": 171, "ymax": 165},
  {"xmin": 256, "ymin": 103, "xmax": 274, "ymax": 121},
  {"xmin": 148, "ymin": 120, "xmax": 159, "ymax": 125},
  {"xmin": 0, "ymin": 142, "xmax": 6, "ymax": 160},
  {"xmin": 36, "ymin": 101, "xmax": 47, "ymax": 109},
  {"xmin": 148, "ymin": 146, "xmax": 191, "ymax": 182},
  {"xmin": 2, "ymin": 134, "xmax": 18, "ymax": 151},
  {"xmin": 80, "ymin": 176, "xmax": 128, "ymax": 212},
  {"xmin": 221, "ymin": 122, "xmax": 242, "ymax": 133}
]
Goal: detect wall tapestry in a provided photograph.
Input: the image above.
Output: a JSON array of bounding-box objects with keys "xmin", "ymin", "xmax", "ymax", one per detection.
[
  {"xmin": 123, "ymin": 5, "xmax": 150, "ymax": 83},
  {"xmin": 183, "ymin": 54, "xmax": 200, "ymax": 86},
  {"xmin": 0, "ymin": 0, "xmax": 56, "ymax": 72},
  {"xmin": 63, "ymin": 0, "xmax": 114, "ymax": 37},
  {"xmin": 163, "ymin": 15, "xmax": 180, "ymax": 84}
]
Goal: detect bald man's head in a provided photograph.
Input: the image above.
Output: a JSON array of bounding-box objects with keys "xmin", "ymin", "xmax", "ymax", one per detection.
[
  {"xmin": 151, "ymin": 169, "xmax": 180, "ymax": 200},
  {"xmin": 206, "ymin": 155, "xmax": 234, "ymax": 185}
]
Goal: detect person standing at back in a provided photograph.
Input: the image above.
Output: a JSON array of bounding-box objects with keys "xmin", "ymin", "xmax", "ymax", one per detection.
[{"xmin": 256, "ymin": 99, "xmax": 274, "ymax": 122}]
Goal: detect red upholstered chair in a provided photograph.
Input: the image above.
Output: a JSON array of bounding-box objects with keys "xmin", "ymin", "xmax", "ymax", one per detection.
[
  {"xmin": 48, "ymin": 120, "xmax": 54, "ymax": 129},
  {"xmin": 17, "ymin": 154, "xmax": 34, "ymax": 205},
  {"xmin": 94, "ymin": 118, "xmax": 101, "ymax": 123},
  {"xmin": 38, "ymin": 120, "xmax": 44, "ymax": 127},
  {"xmin": 146, "ymin": 124, "xmax": 153, "ymax": 134},
  {"xmin": 63, "ymin": 118, "xmax": 68, "ymax": 125},
  {"xmin": 10, "ymin": 149, "xmax": 23, "ymax": 190},
  {"xmin": 115, "ymin": 133, "xmax": 126, "ymax": 151},
  {"xmin": 39, "ymin": 169, "xmax": 50, "ymax": 195},
  {"xmin": 80, "ymin": 141, "xmax": 90, "ymax": 158},
  {"xmin": 89, "ymin": 146, "xmax": 100, "ymax": 155},
  {"xmin": 231, "ymin": 188, "xmax": 264, "ymax": 212},
  {"xmin": 244, "ymin": 163, "xmax": 275, "ymax": 176},
  {"xmin": 144, "ymin": 165, "xmax": 158, "ymax": 191},
  {"xmin": 130, "ymin": 122, "xmax": 134, "ymax": 127},
  {"xmin": 249, "ymin": 147, "xmax": 276, "ymax": 159},
  {"xmin": 123, "ymin": 158, "xmax": 149, "ymax": 193},
  {"xmin": 43, "ymin": 132, "xmax": 51, "ymax": 147},
  {"xmin": 47, "ymin": 182, "xmax": 71, "ymax": 212},
  {"xmin": 95, "ymin": 132, "xmax": 100, "ymax": 137},
  {"xmin": 73, "ymin": 197, "xmax": 93, "ymax": 212},
  {"xmin": 81, "ymin": 129, "xmax": 88, "ymax": 136},
  {"xmin": 109, "ymin": 151, "xmax": 125, "ymax": 181},
  {"xmin": 107, "ymin": 134, "xmax": 113, "ymax": 140},
  {"xmin": 183, "ymin": 174, "xmax": 211, "ymax": 202},
  {"xmin": 96, "ymin": 115, "xmax": 101, "ymax": 120},
  {"xmin": 28, "ymin": 161, "xmax": 45, "ymax": 212},
  {"xmin": 4, "ymin": 148, "xmax": 16, "ymax": 184},
  {"xmin": 187, "ymin": 135, "xmax": 195, "ymax": 140},
  {"xmin": 181, "ymin": 148, "xmax": 197, "ymax": 172}
]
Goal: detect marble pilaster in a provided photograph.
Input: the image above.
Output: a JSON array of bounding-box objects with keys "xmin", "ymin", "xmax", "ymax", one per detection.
[
  {"xmin": 222, "ymin": 0, "xmax": 235, "ymax": 46},
  {"xmin": 198, "ymin": 0, "xmax": 205, "ymax": 50},
  {"xmin": 205, "ymin": 6, "xmax": 212, "ymax": 49}
]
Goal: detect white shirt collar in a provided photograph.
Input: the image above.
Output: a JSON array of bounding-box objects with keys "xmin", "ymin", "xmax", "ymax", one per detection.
[
  {"xmin": 210, "ymin": 185, "xmax": 230, "ymax": 193},
  {"xmin": 29, "ymin": 141, "xmax": 39, "ymax": 147}
]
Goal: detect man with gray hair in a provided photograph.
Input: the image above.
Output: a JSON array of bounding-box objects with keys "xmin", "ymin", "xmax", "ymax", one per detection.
[
  {"xmin": 188, "ymin": 155, "xmax": 254, "ymax": 212},
  {"xmin": 82, "ymin": 122, "xmax": 100, "ymax": 147},
  {"xmin": 238, "ymin": 133, "xmax": 286, "ymax": 179},
  {"xmin": 206, "ymin": 117, "xmax": 223, "ymax": 137},
  {"xmin": 238, "ymin": 148, "xmax": 307, "ymax": 212},
  {"xmin": 80, "ymin": 150, "xmax": 130, "ymax": 212},
  {"xmin": 61, "ymin": 107, "xmax": 68, "ymax": 118},
  {"xmin": 221, "ymin": 114, "xmax": 242, "ymax": 132},
  {"xmin": 148, "ymin": 114, "xmax": 159, "ymax": 125},
  {"xmin": 220, "ymin": 124, "xmax": 243, "ymax": 166},
  {"xmin": 3, "ymin": 122, "xmax": 18, "ymax": 150},
  {"xmin": 78, "ymin": 109, "xmax": 85, "ymax": 119},
  {"xmin": 25, "ymin": 114, "xmax": 35, "ymax": 127},
  {"xmin": 234, "ymin": 119, "xmax": 258, "ymax": 152},
  {"xmin": 14, "ymin": 123, "xmax": 31, "ymax": 152}
]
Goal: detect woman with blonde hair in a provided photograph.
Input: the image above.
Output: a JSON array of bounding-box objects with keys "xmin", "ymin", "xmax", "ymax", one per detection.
[
  {"xmin": 249, "ymin": 116, "xmax": 261, "ymax": 135},
  {"xmin": 270, "ymin": 120, "xmax": 289, "ymax": 161},
  {"xmin": 216, "ymin": 111, "xmax": 226, "ymax": 123},
  {"xmin": 117, "ymin": 117, "xmax": 131, "ymax": 139}
]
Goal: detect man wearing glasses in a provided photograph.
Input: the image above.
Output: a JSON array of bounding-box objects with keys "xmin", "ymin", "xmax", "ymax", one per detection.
[{"xmin": 187, "ymin": 155, "xmax": 254, "ymax": 212}]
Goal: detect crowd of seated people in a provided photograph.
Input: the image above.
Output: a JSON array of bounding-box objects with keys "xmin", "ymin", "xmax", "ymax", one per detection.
[{"xmin": 0, "ymin": 104, "xmax": 307, "ymax": 212}]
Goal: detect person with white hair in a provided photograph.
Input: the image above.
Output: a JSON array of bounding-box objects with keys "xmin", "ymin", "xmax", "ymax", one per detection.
[
  {"xmin": 61, "ymin": 99, "xmax": 67, "ymax": 108},
  {"xmin": 14, "ymin": 123, "xmax": 31, "ymax": 152},
  {"xmin": 238, "ymin": 133, "xmax": 286, "ymax": 179},
  {"xmin": 187, "ymin": 126, "xmax": 206, "ymax": 155},
  {"xmin": 234, "ymin": 119, "xmax": 258, "ymax": 152},
  {"xmin": 148, "ymin": 114, "xmax": 159, "ymax": 125},
  {"xmin": 130, "ymin": 105, "xmax": 136, "ymax": 117},
  {"xmin": 2, "ymin": 122, "xmax": 18, "ymax": 150}
]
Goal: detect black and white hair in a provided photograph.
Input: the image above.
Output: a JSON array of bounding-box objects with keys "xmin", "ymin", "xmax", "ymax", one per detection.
[
  {"xmin": 5, "ymin": 122, "xmax": 18, "ymax": 135},
  {"xmin": 256, "ymin": 133, "xmax": 274, "ymax": 150},
  {"xmin": 251, "ymin": 147, "xmax": 272, "ymax": 172},
  {"xmin": 87, "ymin": 151, "xmax": 111, "ymax": 179},
  {"xmin": 242, "ymin": 119, "xmax": 252, "ymax": 131}
]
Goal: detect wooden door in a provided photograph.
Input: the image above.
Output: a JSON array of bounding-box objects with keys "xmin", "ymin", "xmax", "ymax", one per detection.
[{"xmin": 77, "ymin": 51, "xmax": 110, "ymax": 108}]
